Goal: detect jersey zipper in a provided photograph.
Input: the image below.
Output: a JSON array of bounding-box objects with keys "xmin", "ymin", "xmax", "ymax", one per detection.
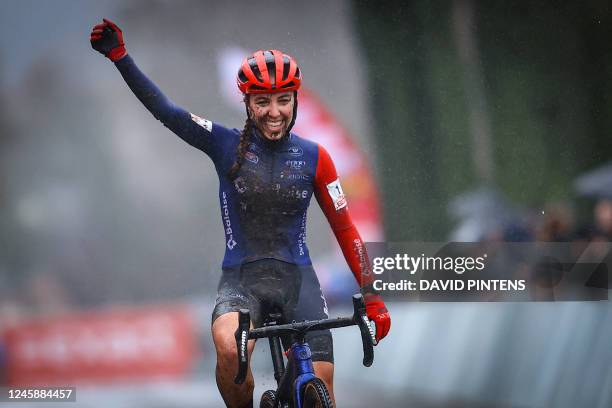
[{"xmin": 271, "ymin": 149, "xmax": 278, "ymax": 192}]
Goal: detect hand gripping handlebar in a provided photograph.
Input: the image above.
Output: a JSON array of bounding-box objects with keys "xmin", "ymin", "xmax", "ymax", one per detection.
[
  {"xmin": 233, "ymin": 294, "xmax": 376, "ymax": 384},
  {"xmin": 352, "ymin": 294, "xmax": 375, "ymax": 367}
]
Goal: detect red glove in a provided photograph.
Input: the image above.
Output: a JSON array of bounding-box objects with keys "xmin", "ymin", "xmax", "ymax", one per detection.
[
  {"xmin": 364, "ymin": 294, "xmax": 390, "ymax": 342},
  {"xmin": 90, "ymin": 18, "xmax": 127, "ymax": 62}
]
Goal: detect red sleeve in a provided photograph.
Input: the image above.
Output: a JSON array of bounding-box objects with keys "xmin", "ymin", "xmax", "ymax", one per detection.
[{"xmin": 314, "ymin": 145, "xmax": 374, "ymax": 288}]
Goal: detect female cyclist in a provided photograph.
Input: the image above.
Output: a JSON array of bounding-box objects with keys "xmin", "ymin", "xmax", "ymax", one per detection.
[{"xmin": 90, "ymin": 18, "xmax": 390, "ymax": 408}]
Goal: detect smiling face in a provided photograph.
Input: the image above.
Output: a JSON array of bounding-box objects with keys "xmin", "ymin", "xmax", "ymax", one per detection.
[{"xmin": 247, "ymin": 92, "xmax": 295, "ymax": 141}]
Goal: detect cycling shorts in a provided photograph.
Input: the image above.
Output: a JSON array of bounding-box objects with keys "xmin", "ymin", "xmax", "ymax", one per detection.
[{"xmin": 212, "ymin": 258, "xmax": 334, "ymax": 363}]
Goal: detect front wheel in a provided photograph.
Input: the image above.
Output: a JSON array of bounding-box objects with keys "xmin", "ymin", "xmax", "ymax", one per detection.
[
  {"xmin": 302, "ymin": 378, "xmax": 333, "ymax": 408},
  {"xmin": 260, "ymin": 390, "xmax": 278, "ymax": 408}
]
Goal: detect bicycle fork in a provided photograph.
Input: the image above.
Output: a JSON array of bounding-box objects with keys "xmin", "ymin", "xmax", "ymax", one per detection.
[
  {"xmin": 269, "ymin": 335, "xmax": 316, "ymax": 408},
  {"xmin": 288, "ymin": 343, "xmax": 316, "ymax": 408}
]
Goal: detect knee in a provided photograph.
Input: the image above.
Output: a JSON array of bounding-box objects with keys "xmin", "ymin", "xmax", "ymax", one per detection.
[
  {"xmin": 215, "ymin": 335, "xmax": 239, "ymax": 367},
  {"xmin": 214, "ymin": 334, "xmax": 255, "ymax": 394},
  {"xmin": 318, "ymin": 371, "xmax": 333, "ymax": 392},
  {"xmin": 313, "ymin": 361, "xmax": 334, "ymax": 387},
  {"xmin": 212, "ymin": 313, "xmax": 255, "ymax": 369}
]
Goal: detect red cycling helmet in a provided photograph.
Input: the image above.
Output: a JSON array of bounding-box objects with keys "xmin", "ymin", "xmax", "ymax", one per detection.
[{"xmin": 237, "ymin": 50, "xmax": 302, "ymax": 94}]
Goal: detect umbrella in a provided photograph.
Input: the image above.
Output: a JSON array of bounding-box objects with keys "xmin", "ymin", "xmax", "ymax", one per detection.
[
  {"xmin": 574, "ymin": 161, "xmax": 612, "ymax": 199},
  {"xmin": 448, "ymin": 186, "xmax": 524, "ymax": 241},
  {"xmin": 449, "ymin": 186, "xmax": 519, "ymax": 220}
]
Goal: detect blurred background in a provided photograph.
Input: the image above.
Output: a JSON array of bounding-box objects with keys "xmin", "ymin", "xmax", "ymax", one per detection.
[{"xmin": 1, "ymin": 0, "xmax": 611, "ymax": 407}]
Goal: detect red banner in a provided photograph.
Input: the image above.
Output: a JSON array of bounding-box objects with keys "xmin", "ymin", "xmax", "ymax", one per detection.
[{"xmin": 2, "ymin": 305, "xmax": 197, "ymax": 385}]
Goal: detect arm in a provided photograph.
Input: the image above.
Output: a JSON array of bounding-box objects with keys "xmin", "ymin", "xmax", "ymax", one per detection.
[
  {"xmin": 113, "ymin": 55, "xmax": 215, "ymax": 152},
  {"xmin": 313, "ymin": 145, "xmax": 391, "ymax": 342},
  {"xmin": 90, "ymin": 19, "xmax": 220, "ymax": 157}
]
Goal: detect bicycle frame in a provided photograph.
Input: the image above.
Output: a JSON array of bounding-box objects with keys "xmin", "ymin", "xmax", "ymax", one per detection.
[
  {"xmin": 234, "ymin": 294, "xmax": 376, "ymax": 407},
  {"xmin": 274, "ymin": 341, "xmax": 317, "ymax": 408}
]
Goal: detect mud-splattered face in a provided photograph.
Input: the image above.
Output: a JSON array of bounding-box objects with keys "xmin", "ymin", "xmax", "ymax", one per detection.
[{"xmin": 247, "ymin": 92, "xmax": 294, "ymax": 141}]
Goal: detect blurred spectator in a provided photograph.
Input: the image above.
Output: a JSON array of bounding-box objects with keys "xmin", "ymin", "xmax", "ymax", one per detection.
[
  {"xmin": 593, "ymin": 199, "xmax": 612, "ymax": 241},
  {"xmin": 571, "ymin": 199, "xmax": 612, "ymax": 243},
  {"xmin": 574, "ymin": 161, "xmax": 612, "ymax": 242},
  {"xmin": 536, "ymin": 202, "xmax": 574, "ymax": 242},
  {"xmin": 502, "ymin": 222, "xmax": 533, "ymax": 242}
]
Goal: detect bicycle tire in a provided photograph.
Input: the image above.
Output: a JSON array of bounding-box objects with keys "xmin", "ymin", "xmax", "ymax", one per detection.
[
  {"xmin": 260, "ymin": 390, "xmax": 278, "ymax": 408},
  {"xmin": 302, "ymin": 378, "xmax": 333, "ymax": 408}
]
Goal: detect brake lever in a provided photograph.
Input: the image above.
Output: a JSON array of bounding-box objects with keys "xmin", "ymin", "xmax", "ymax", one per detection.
[
  {"xmin": 234, "ymin": 309, "xmax": 250, "ymax": 384},
  {"xmin": 352, "ymin": 294, "xmax": 375, "ymax": 367}
]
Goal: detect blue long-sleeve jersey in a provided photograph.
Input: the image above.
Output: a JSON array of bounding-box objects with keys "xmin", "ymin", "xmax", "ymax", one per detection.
[
  {"xmin": 114, "ymin": 55, "xmax": 371, "ymax": 285},
  {"xmin": 115, "ymin": 55, "xmax": 324, "ymax": 268}
]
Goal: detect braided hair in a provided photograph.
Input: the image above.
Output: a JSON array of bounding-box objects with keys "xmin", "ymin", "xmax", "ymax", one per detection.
[{"xmin": 228, "ymin": 115, "xmax": 254, "ymax": 181}]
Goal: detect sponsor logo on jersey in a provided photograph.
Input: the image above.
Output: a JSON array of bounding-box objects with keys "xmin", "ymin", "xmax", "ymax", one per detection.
[
  {"xmin": 297, "ymin": 212, "xmax": 307, "ymax": 256},
  {"xmin": 286, "ymin": 160, "xmax": 306, "ymax": 170},
  {"xmin": 353, "ymin": 238, "xmax": 370, "ymax": 278},
  {"xmin": 215, "ymin": 289, "xmax": 248, "ymax": 305},
  {"xmin": 245, "ymin": 151, "xmax": 259, "ymax": 164},
  {"xmin": 326, "ymin": 179, "xmax": 347, "ymax": 210},
  {"xmin": 222, "ymin": 191, "xmax": 237, "ymax": 250},
  {"xmin": 233, "ymin": 177, "xmax": 247, "ymax": 194},
  {"xmin": 189, "ymin": 113, "xmax": 212, "ymax": 132},
  {"xmin": 287, "ymin": 146, "xmax": 304, "ymax": 157},
  {"xmin": 286, "ymin": 173, "xmax": 310, "ymax": 181},
  {"xmin": 291, "ymin": 189, "xmax": 309, "ymax": 199}
]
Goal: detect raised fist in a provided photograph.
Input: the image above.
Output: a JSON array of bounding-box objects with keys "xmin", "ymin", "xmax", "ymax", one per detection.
[{"xmin": 90, "ymin": 18, "xmax": 126, "ymax": 62}]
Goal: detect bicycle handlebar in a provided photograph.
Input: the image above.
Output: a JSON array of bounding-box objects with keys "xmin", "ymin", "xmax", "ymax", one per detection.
[{"xmin": 234, "ymin": 294, "xmax": 375, "ymax": 384}]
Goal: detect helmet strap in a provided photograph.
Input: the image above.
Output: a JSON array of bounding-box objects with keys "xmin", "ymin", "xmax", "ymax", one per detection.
[
  {"xmin": 285, "ymin": 91, "xmax": 298, "ymax": 136},
  {"xmin": 244, "ymin": 94, "xmax": 251, "ymax": 119}
]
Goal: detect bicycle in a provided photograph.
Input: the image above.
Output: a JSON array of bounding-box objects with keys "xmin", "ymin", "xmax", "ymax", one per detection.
[{"xmin": 234, "ymin": 294, "xmax": 376, "ymax": 408}]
